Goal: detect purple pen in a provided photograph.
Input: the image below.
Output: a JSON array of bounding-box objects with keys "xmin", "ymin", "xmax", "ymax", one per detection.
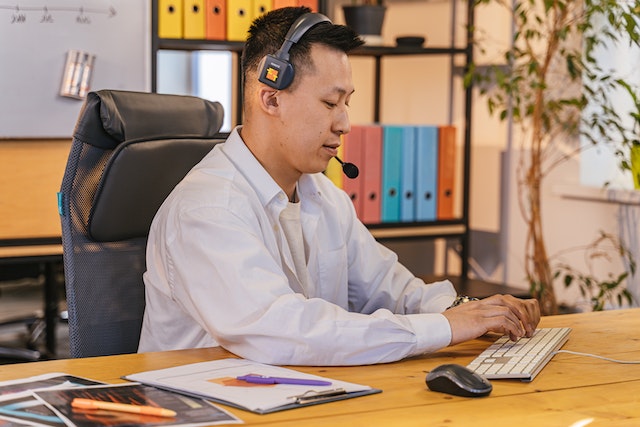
[{"xmin": 236, "ymin": 375, "xmax": 332, "ymax": 386}]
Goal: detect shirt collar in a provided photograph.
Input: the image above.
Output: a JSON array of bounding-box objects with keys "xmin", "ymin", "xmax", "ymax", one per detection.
[{"xmin": 221, "ymin": 127, "xmax": 322, "ymax": 208}]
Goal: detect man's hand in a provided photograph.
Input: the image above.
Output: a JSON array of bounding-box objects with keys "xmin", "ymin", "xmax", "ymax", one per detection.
[{"xmin": 442, "ymin": 294, "xmax": 540, "ymax": 345}]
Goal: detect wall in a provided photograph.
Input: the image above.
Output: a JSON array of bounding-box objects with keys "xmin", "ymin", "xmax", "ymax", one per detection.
[
  {"xmin": 342, "ymin": 0, "xmax": 640, "ymax": 308},
  {"xmin": 0, "ymin": 140, "xmax": 70, "ymax": 241},
  {"xmin": 3, "ymin": 1, "xmax": 637, "ymax": 309}
]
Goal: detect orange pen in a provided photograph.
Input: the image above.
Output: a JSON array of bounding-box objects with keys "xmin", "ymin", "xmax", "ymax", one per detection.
[{"xmin": 71, "ymin": 398, "xmax": 177, "ymax": 418}]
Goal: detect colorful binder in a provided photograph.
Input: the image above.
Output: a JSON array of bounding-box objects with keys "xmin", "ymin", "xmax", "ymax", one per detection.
[
  {"xmin": 158, "ymin": 0, "xmax": 183, "ymax": 39},
  {"xmin": 437, "ymin": 125, "xmax": 456, "ymax": 219},
  {"xmin": 253, "ymin": 0, "xmax": 272, "ymax": 19},
  {"xmin": 415, "ymin": 126, "xmax": 438, "ymax": 222},
  {"xmin": 325, "ymin": 145, "xmax": 344, "ymax": 190},
  {"xmin": 226, "ymin": 0, "xmax": 252, "ymax": 41},
  {"xmin": 297, "ymin": 0, "xmax": 318, "ymax": 12},
  {"xmin": 361, "ymin": 124, "xmax": 382, "ymax": 224},
  {"xmin": 400, "ymin": 126, "xmax": 417, "ymax": 222},
  {"xmin": 381, "ymin": 126, "xmax": 403, "ymax": 223},
  {"xmin": 343, "ymin": 126, "xmax": 364, "ymax": 218},
  {"xmin": 205, "ymin": 0, "xmax": 226, "ymax": 40},
  {"xmin": 183, "ymin": 0, "xmax": 206, "ymax": 39},
  {"xmin": 272, "ymin": 0, "xmax": 297, "ymax": 8}
]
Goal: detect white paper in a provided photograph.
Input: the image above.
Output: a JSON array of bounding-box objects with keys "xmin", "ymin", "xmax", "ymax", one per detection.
[{"xmin": 125, "ymin": 358, "xmax": 373, "ymax": 413}]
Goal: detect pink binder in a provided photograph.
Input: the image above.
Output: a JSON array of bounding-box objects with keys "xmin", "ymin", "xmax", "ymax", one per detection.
[
  {"xmin": 342, "ymin": 126, "xmax": 364, "ymax": 219},
  {"xmin": 361, "ymin": 124, "xmax": 382, "ymax": 224}
]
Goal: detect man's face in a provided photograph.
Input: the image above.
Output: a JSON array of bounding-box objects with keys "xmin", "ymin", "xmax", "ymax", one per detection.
[{"xmin": 275, "ymin": 44, "xmax": 355, "ymax": 178}]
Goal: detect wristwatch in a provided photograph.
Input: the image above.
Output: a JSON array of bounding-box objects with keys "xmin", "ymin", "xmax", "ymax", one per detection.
[{"xmin": 447, "ymin": 295, "xmax": 479, "ymax": 309}]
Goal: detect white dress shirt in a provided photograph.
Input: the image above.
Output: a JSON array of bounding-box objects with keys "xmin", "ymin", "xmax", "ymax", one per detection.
[{"xmin": 138, "ymin": 127, "xmax": 457, "ymax": 365}]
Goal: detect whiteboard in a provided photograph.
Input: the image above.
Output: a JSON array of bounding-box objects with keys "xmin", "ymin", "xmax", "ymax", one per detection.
[{"xmin": 0, "ymin": 0, "xmax": 150, "ymax": 138}]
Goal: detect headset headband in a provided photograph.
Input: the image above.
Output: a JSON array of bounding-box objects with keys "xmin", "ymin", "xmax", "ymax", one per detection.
[{"xmin": 275, "ymin": 13, "xmax": 331, "ymax": 61}]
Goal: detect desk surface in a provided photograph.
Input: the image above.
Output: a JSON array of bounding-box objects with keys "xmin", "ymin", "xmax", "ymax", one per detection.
[{"xmin": 1, "ymin": 308, "xmax": 639, "ymax": 426}]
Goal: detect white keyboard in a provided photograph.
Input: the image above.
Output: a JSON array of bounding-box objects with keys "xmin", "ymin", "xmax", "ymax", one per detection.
[{"xmin": 467, "ymin": 327, "xmax": 571, "ymax": 381}]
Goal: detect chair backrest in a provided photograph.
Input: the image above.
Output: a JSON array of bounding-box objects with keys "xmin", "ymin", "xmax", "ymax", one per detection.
[{"xmin": 59, "ymin": 90, "xmax": 224, "ymax": 358}]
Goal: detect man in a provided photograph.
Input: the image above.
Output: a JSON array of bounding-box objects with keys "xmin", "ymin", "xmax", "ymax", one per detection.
[{"xmin": 138, "ymin": 7, "xmax": 540, "ymax": 365}]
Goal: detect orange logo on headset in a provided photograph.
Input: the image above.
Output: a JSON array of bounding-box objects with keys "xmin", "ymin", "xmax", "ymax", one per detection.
[{"xmin": 265, "ymin": 67, "xmax": 279, "ymax": 82}]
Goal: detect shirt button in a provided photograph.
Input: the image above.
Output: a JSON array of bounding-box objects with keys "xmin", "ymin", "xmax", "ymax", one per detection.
[{"xmin": 278, "ymin": 194, "xmax": 286, "ymax": 201}]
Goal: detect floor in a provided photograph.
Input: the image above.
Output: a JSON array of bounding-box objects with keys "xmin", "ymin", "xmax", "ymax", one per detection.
[{"xmin": 0, "ymin": 275, "xmax": 70, "ymax": 363}]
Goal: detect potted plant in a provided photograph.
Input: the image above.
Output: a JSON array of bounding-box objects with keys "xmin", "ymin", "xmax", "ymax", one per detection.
[
  {"xmin": 554, "ymin": 231, "xmax": 636, "ymax": 311},
  {"xmin": 342, "ymin": 0, "xmax": 386, "ymax": 44},
  {"xmin": 467, "ymin": 0, "xmax": 640, "ymax": 314}
]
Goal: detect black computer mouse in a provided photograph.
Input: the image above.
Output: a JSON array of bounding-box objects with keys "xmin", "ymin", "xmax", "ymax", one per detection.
[{"xmin": 426, "ymin": 363, "xmax": 492, "ymax": 397}]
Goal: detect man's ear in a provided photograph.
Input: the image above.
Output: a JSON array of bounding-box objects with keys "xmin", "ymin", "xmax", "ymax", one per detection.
[{"xmin": 258, "ymin": 87, "xmax": 280, "ymax": 114}]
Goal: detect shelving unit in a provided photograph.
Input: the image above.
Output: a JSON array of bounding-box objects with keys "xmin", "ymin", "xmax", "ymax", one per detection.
[{"xmin": 150, "ymin": 0, "xmax": 475, "ymax": 281}]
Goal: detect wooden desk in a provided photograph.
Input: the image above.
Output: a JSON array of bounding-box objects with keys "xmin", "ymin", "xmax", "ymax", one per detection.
[{"xmin": 1, "ymin": 308, "xmax": 638, "ymax": 425}]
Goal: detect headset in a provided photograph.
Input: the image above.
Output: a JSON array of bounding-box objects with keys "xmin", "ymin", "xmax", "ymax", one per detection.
[
  {"xmin": 257, "ymin": 12, "xmax": 359, "ymax": 179},
  {"xmin": 258, "ymin": 12, "xmax": 331, "ymax": 90}
]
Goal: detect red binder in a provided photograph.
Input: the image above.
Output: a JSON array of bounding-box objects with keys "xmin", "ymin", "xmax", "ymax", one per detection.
[
  {"xmin": 361, "ymin": 124, "xmax": 382, "ymax": 224},
  {"xmin": 205, "ymin": 0, "xmax": 226, "ymax": 40},
  {"xmin": 342, "ymin": 126, "xmax": 364, "ymax": 219},
  {"xmin": 297, "ymin": 0, "xmax": 318, "ymax": 12},
  {"xmin": 272, "ymin": 0, "xmax": 297, "ymax": 9},
  {"xmin": 437, "ymin": 125, "xmax": 456, "ymax": 219}
]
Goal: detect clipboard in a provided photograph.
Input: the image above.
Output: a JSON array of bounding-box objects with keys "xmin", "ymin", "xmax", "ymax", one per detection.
[{"xmin": 124, "ymin": 358, "xmax": 381, "ymax": 414}]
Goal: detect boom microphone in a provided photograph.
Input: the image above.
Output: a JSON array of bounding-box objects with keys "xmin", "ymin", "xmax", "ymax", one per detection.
[{"xmin": 335, "ymin": 156, "xmax": 359, "ymax": 179}]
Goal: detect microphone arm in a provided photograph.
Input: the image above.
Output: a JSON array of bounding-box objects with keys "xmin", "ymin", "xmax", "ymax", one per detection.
[{"xmin": 334, "ymin": 156, "xmax": 359, "ymax": 179}]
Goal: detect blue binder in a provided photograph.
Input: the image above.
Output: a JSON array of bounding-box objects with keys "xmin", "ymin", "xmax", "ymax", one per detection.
[
  {"xmin": 400, "ymin": 126, "xmax": 417, "ymax": 222},
  {"xmin": 381, "ymin": 126, "xmax": 403, "ymax": 222},
  {"xmin": 415, "ymin": 126, "xmax": 438, "ymax": 221}
]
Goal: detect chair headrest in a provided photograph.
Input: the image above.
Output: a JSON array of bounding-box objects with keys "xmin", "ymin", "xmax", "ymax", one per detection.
[
  {"xmin": 74, "ymin": 90, "xmax": 224, "ymax": 149},
  {"xmin": 77, "ymin": 90, "xmax": 225, "ymax": 242}
]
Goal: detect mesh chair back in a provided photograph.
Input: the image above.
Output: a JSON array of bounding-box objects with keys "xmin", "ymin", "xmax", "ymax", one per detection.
[{"xmin": 59, "ymin": 90, "xmax": 224, "ymax": 357}]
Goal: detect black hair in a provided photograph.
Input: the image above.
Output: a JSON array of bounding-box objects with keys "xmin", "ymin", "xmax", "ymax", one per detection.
[{"xmin": 241, "ymin": 7, "xmax": 364, "ymax": 90}]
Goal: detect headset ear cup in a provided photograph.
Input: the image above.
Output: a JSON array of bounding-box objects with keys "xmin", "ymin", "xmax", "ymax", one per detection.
[{"xmin": 258, "ymin": 54, "xmax": 295, "ymax": 90}]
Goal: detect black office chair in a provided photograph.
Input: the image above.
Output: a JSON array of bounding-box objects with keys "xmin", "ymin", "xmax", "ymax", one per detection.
[{"xmin": 58, "ymin": 90, "xmax": 224, "ymax": 358}]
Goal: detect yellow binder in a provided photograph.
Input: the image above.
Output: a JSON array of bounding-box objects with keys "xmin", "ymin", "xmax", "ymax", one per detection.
[
  {"xmin": 183, "ymin": 0, "xmax": 206, "ymax": 39},
  {"xmin": 226, "ymin": 0, "xmax": 253, "ymax": 41},
  {"xmin": 158, "ymin": 0, "xmax": 183, "ymax": 39},
  {"xmin": 253, "ymin": 0, "xmax": 271, "ymax": 20}
]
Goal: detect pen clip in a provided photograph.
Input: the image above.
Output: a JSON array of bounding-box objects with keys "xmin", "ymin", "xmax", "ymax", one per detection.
[{"xmin": 288, "ymin": 388, "xmax": 347, "ymax": 404}]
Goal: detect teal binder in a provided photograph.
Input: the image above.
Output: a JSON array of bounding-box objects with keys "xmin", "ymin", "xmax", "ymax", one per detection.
[
  {"xmin": 415, "ymin": 126, "xmax": 438, "ymax": 221},
  {"xmin": 381, "ymin": 126, "xmax": 403, "ymax": 222},
  {"xmin": 400, "ymin": 126, "xmax": 417, "ymax": 222}
]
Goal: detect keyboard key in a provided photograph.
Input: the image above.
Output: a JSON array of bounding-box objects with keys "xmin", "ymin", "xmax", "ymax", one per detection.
[{"xmin": 467, "ymin": 328, "xmax": 571, "ymax": 381}]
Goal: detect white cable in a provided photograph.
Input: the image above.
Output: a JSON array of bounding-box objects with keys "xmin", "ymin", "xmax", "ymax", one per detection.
[{"xmin": 554, "ymin": 349, "xmax": 640, "ymax": 364}]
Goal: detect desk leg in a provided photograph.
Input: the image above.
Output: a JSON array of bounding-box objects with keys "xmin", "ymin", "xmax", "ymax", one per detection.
[{"xmin": 43, "ymin": 262, "xmax": 58, "ymax": 356}]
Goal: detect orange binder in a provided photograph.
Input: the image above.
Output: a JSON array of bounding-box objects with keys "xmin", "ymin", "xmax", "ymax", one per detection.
[
  {"xmin": 226, "ymin": 0, "xmax": 253, "ymax": 41},
  {"xmin": 183, "ymin": 0, "xmax": 206, "ymax": 39},
  {"xmin": 342, "ymin": 126, "xmax": 364, "ymax": 219},
  {"xmin": 297, "ymin": 0, "xmax": 318, "ymax": 12},
  {"xmin": 272, "ymin": 0, "xmax": 297, "ymax": 9},
  {"xmin": 158, "ymin": 0, "xmax": 183, "ymax": 39},
  {"xmin": 437, "ymin": 125, "xmax": 456, "ymax": 219},
  {"xmin": 205, "ymin": 0, "xmax": 226, "ymax": 40},
  {"xmin": 361, "ymin": 124, "xmax": 382, "ymax": 224},
  {"xmin": 253, "ymin": 0, "xmax": 272, "ymax": 19}
]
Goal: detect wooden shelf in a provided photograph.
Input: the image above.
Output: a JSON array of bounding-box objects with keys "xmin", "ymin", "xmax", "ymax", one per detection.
[{"xmin": 151, "ymin": 0, "xmax": 475, "ymax": 279}]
